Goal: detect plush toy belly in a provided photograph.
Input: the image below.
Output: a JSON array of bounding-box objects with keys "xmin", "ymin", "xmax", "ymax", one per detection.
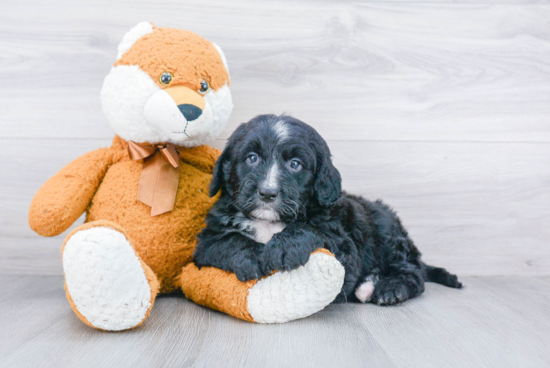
[{"xmin": 86, "ymin": 158, "xmax": 217, "ymax": 293}]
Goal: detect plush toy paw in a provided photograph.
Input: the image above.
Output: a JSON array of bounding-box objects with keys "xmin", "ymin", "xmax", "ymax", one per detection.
[
  {"xmin": 62, "ymin": 222, "xmax": 159, "ymax": 331},
  {"xmin": 180, "ymin": 248, "xmax": 345, "ymax": 324},
  {"xmin": 248, "ymin": 249, "xmax": 345, "ymax": 323}
]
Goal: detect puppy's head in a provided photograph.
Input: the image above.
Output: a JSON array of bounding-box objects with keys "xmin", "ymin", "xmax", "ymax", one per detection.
[{"xmin": 211, "ymin": 114, "xmax": 341, "ymax": 221}]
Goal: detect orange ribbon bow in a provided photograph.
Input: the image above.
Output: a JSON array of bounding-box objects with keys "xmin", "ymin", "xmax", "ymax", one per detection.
[{"xmin": 128, "ymin": 140, "xmax": 180, "ymax": 216}]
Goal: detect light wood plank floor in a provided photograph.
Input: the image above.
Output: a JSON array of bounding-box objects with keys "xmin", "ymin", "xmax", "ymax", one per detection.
[{"xmin": 0, "ymin": 275, "xmax": 548, "ymax": 368}]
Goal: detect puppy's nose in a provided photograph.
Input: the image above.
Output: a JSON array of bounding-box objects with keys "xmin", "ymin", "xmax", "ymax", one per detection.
[
  {"xmin": 258, "ymin": 187, "xmax": 279, "ymax": 202},
  {"xmin": 178, "ymin": 104, "xmax": 203, "ymax": 121}
]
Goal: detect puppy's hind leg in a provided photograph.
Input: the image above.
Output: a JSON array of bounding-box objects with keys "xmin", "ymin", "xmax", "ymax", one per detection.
[
  {"xmin": 424, "ymin": 263, "xmax": 463, "ymax": 289},
  {"xmin": 370, "ymin": 262, "xmax": 425, "ymax": 306}
]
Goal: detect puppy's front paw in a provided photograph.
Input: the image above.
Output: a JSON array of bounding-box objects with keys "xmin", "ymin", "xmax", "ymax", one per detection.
[
  {"xmin": 234, "ymin": 257, "xmax": 266, "ymax": 282},
  {"xmin": 263, "ymin": 239, "xmax": 311, "ymax": 273},
  {"xmin": 370, "ymin": 278, "xmax": 410, "ymax": 306}
]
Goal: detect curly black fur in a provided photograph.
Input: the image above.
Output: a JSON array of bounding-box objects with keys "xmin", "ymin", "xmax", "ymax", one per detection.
[{"xmin": 194, "ymin": 114, "xmax": 462, "ymax": 305}]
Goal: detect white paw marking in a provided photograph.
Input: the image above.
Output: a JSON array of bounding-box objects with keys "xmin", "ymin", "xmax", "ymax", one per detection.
[{"xmin": 355, "ymin": 281, "xmax": 375, "ymax": 303}]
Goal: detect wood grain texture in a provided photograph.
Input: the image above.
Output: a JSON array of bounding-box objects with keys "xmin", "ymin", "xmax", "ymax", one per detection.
[
  {"xmin": 0, "ymin": 1, "xmax": 550, "ymax": 142},
  {"xmin": 0, "ymin": 275, "xmax": 548, "ymax": 367},
  {"xmin": 2, "ymin": 138, "xmax": 549, "ymax": 276}
]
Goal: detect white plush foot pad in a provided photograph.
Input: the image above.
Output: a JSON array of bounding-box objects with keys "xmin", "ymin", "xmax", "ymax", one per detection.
[
  {"xmin": 63, "ymin": 227, "xmax": 152, "ymax": 331},
  {"xmin": 247, "ymin": 252, "xmax": 345, "ymax": 323}
]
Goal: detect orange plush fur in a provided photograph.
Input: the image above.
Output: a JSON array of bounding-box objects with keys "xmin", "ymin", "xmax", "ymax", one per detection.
[
  {"xmin": 116, "ymin": 28, "xmax": 229, "ymax": 92},
  {"xmin": 30, "ymin": 136, "xmax": 220, "ymax": 293}
]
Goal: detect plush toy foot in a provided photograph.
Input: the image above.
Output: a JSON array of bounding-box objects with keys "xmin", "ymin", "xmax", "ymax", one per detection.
[
  {"xmin": 62, "ymin": 221, "xmax": 159, "ymax": 331},
  {"xmin": 179, "ymin": 248, "xmax": 345, "ymax": 323}
]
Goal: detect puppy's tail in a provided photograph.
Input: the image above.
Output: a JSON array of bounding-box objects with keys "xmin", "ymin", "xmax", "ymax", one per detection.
[{"xmin": 423, "ymin": 263, "xmax": 463, "ymax": 289}]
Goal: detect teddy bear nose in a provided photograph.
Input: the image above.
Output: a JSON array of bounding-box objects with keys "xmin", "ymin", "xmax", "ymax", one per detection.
[{"xmin": 178, "ymin": 104, "xmax": 203, "ymax": 121}]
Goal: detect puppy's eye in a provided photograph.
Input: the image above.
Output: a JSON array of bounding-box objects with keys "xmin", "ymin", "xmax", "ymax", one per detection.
[
  {"xmin": 246, "ymin": 153, "xmax": 260, "ymax": 165},
  {"xmin": 159, "ymin": 72, "xmax": 173, "ymax": 86},
  {"xmin": 199, "ymin": 80, "xmax": 210, "ymax": 94},
  {"xmin": 288, "ymin": 159, "xmax": 302, "ymax": 172}
]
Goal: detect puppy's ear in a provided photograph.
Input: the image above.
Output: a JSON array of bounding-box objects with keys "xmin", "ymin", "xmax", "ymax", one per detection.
[
  {"xmin": 209, "ymin": 146, "xmax": 231, "ymax": 197},
  {"xmin": 314, "ymin": 143, "xmax": 342, "ymax": 207},
  {"xmin": 209, "ymin": 123, "xmax": 250, "ymax": 197}
]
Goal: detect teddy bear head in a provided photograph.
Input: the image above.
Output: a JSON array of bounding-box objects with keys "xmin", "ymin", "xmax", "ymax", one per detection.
[{"xmin": 101, "ymin": 22, "xmax": 233, "ymax": 147}]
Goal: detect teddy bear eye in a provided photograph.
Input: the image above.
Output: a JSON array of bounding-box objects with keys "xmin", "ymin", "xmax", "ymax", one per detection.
[
  {"xmin": 159, "ymin": 72, "xmax": 173, "ymax": 86},
  {"xmin": 199, "ymin": 80, "xmax": 210, "ymax": 94}
]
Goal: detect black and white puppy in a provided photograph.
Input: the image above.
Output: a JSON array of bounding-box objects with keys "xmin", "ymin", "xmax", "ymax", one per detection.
[{"xmin": 194, "ymin": 114, "xmax": 462, "ymax": 305}]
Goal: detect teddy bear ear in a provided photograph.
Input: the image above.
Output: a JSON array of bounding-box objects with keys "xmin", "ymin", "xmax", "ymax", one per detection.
[
  {"xmin": 212, "ymin": 43, "xmax": 230, "ymax": 78},
  {"xmin": 116, "ymin": 22, "xmax": 156, "ymax": 61}
]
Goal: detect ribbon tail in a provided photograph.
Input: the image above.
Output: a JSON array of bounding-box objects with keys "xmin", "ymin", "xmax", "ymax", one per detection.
[
  {"xmin": 150, "ymin": 160, "xmax": 180, "ymax": 216},
  {"xmin": 137, "ymin": 152, "xmax": 163, "ymax": 207},
  {"xmin": 160, "ymin": 145, "xmax": 180, "ymax": 168}
]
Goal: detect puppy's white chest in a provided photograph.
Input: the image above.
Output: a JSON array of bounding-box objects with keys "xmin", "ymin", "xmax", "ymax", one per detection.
[{"xmin": 244, "ymin": 220, "xmax": 286, "ymax": 244}]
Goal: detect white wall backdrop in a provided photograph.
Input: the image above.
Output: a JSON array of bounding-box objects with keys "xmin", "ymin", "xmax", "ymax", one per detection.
[{"xmin": 1, "ymin": 0, "xmax": 549, "ymax": 276}]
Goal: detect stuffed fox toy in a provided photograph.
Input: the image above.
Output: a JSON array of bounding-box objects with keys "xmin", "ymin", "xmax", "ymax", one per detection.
[{"xmin": 28, "ymin": 22, "xmax": 345, "ymax": 331}]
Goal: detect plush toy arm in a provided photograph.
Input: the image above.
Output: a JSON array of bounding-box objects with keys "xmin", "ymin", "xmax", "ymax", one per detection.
[
  {"xmin": 29, "ymin": 148, "xmax": 114, "ymax": 237},
  {"xmin": 179, "ymin": 248, "xmax": 345, "ymax": 323}
]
